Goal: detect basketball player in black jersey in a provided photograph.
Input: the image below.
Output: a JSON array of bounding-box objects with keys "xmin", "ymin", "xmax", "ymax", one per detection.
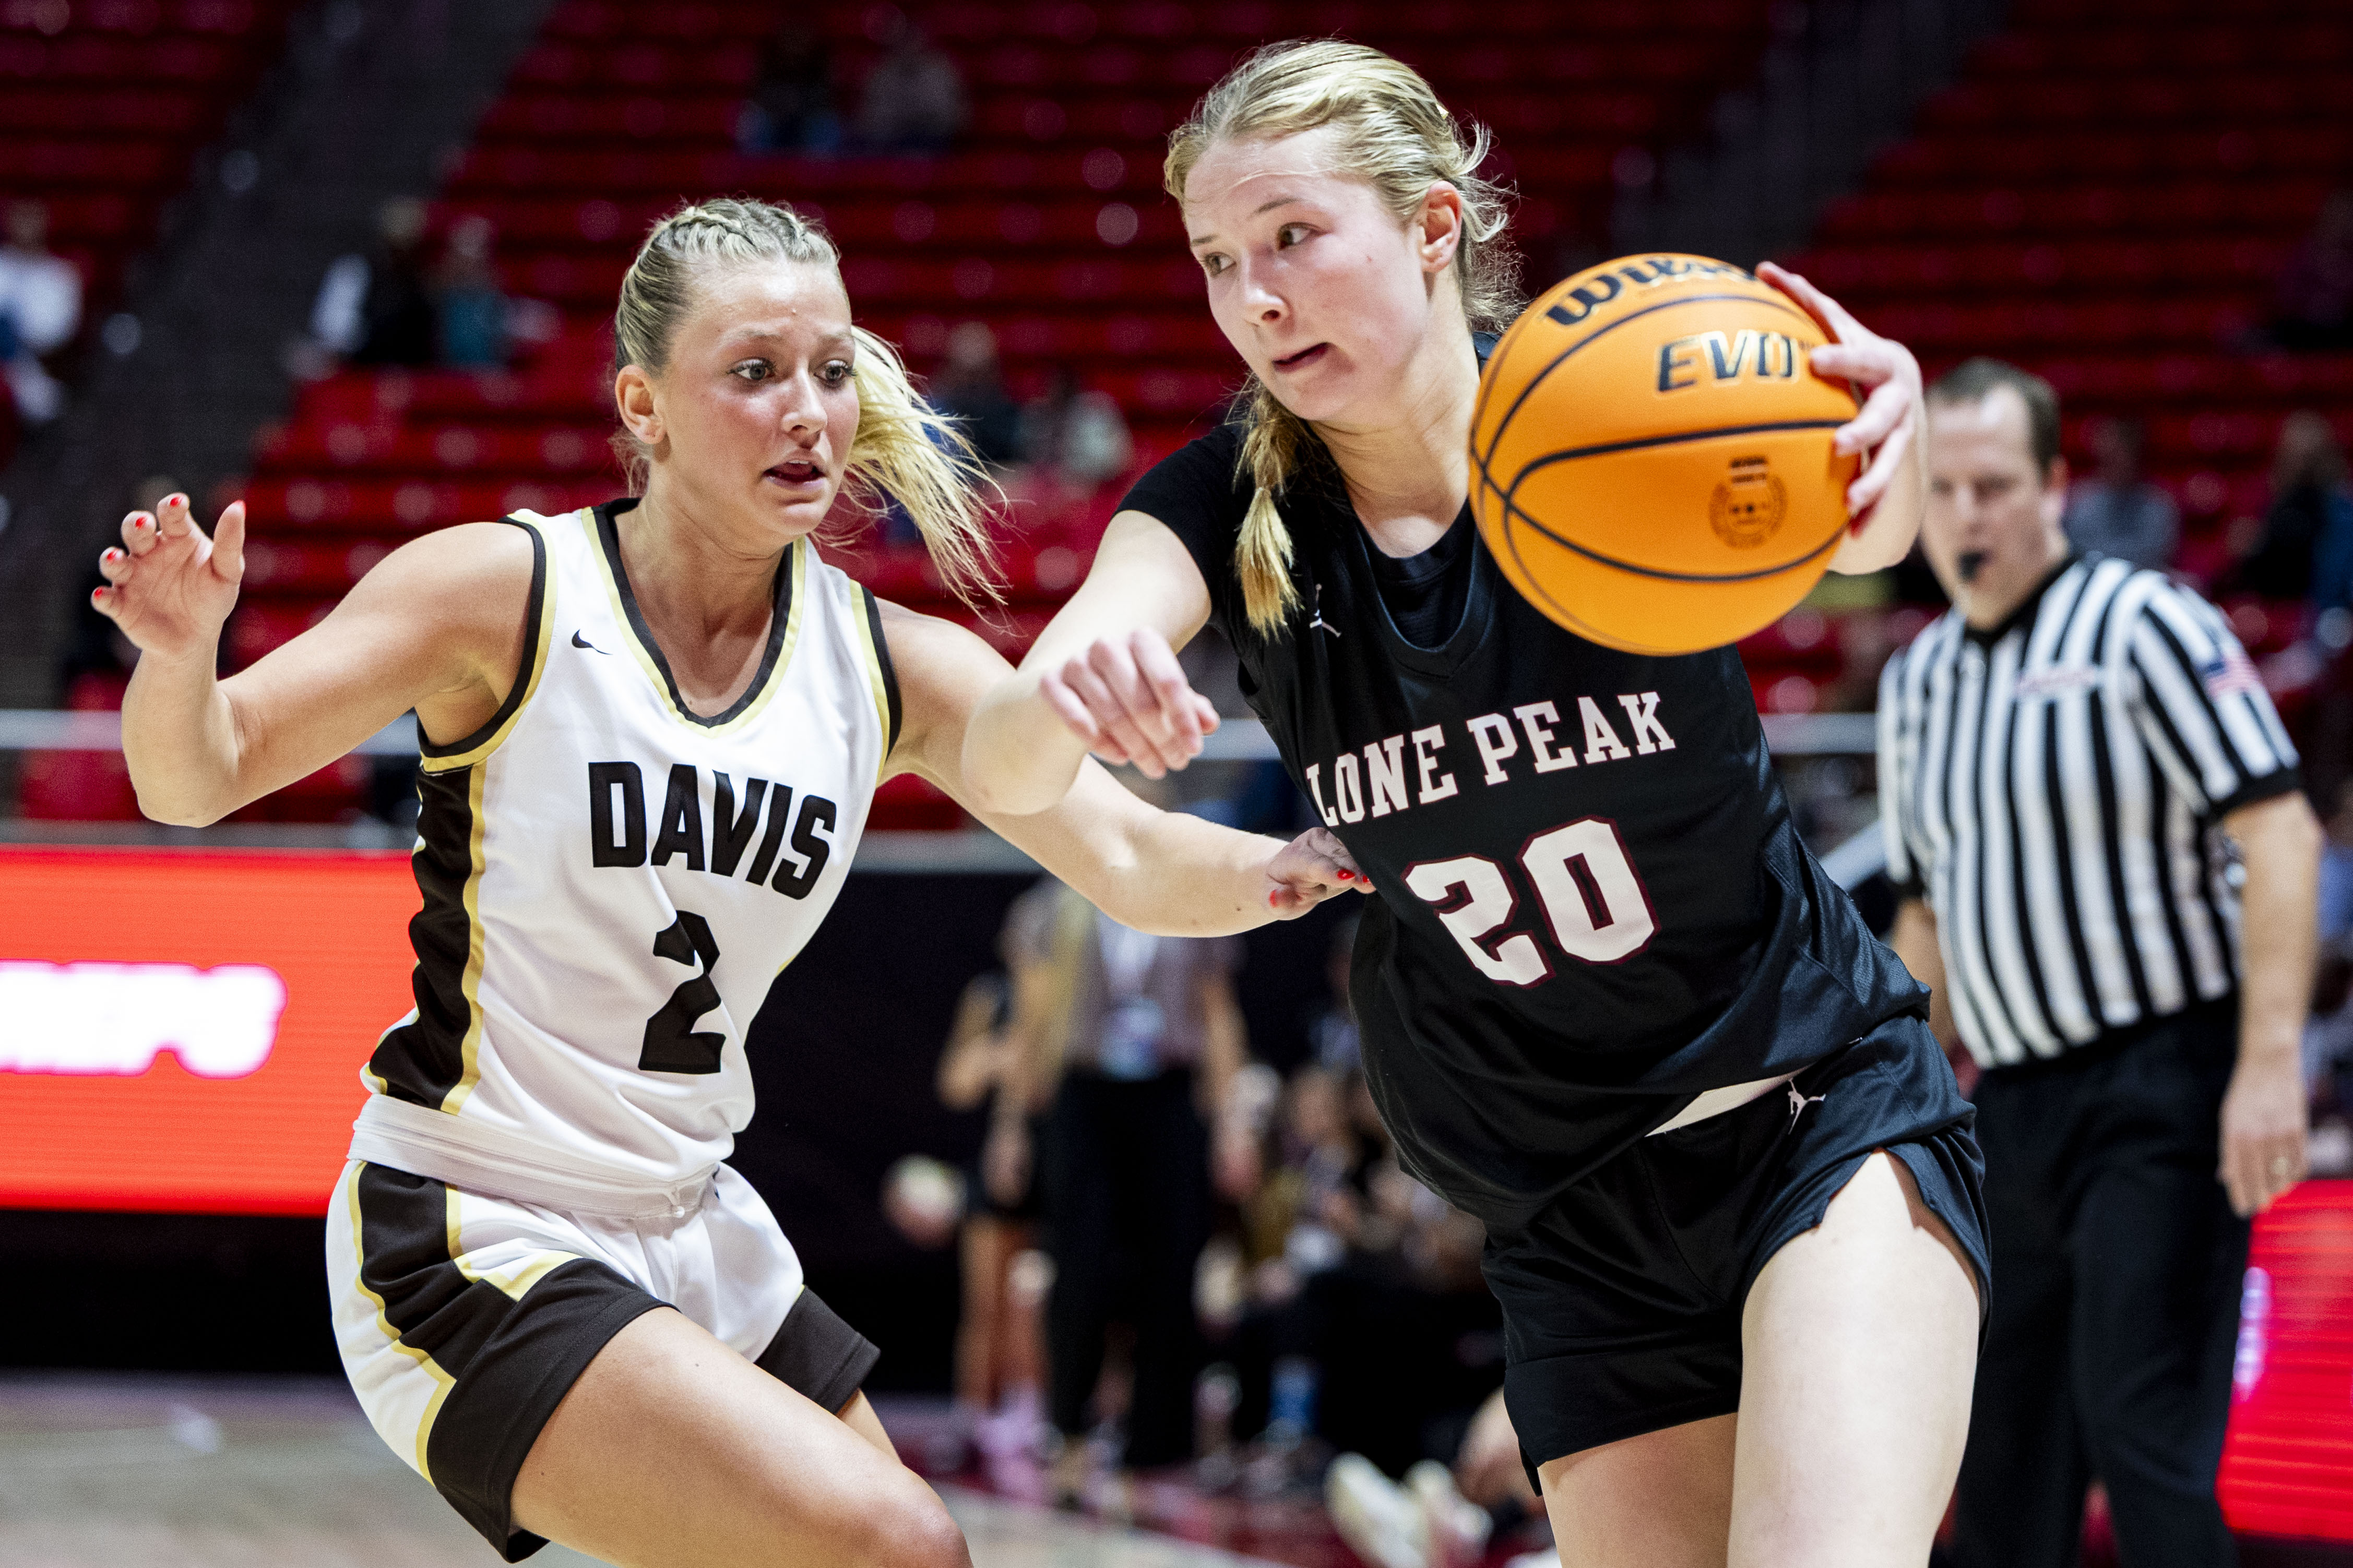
[{"xmin": 964, "ymin": 42, "xmax": 1988, "ymax": 1568}]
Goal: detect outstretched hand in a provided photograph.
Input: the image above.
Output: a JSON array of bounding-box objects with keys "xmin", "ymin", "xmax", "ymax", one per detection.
[
  {"xmin": 91, "ymin": 493, "xmax": 246, "ymax": 662},
  {"xmin": 1038, "ymin": 627, "xmax": 1220, "ymax": 778},
  {"xmin": 1757, "ymin": 260, "xmax": 1924, "ymax": 530},
  {"xmin": 1264, "ymin": 826, "xmax": 1372, "ymax": 919}
]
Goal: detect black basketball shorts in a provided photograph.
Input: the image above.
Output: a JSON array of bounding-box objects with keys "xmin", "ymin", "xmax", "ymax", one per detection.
[
  {"xmin": 1482, "ymin": 1013, "xmax": 1991, "ymax": 1479},
  {"xmin": 328, "ymin": 1160, "xmax": 881, "ymax": 1561}
]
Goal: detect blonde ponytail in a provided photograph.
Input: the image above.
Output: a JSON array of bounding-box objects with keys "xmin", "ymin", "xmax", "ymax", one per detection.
[
  {"xmin": 613, "ymin": 197, "xmax": 1000, "ymax": 607},
  {"xmin": 840, "ymin": 324, "xmax": 1000, "ymax": 605},
  {"xmin": 1167, "ymin": 40, "xmax": 1522, "ymax": 638}
]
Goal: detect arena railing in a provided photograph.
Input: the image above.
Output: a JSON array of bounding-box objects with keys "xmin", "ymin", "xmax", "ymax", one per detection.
[{"xmin": 0, "ymin": 710, "xmax": 1890, "ymax": 886}]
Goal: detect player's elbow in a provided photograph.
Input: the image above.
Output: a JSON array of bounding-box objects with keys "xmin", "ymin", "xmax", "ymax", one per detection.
[
  {"xmin": 132, "ymin": 777, "xmax": 232, "ymax": 828},
  {"xmin": 957, "ymin": 764, "xmax": 1063, "ymax": 820}
]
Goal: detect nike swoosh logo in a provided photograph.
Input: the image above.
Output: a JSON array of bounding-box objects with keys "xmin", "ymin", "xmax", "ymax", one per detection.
[{"xmin": 572, "ymin": 630, "xmax": 609, "ymax": 654}]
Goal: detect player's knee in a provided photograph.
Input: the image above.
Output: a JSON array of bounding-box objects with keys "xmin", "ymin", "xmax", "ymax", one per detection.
[{"xmin": 833, "ymin": 1477, "xmax": 967, "ymax": 1568}]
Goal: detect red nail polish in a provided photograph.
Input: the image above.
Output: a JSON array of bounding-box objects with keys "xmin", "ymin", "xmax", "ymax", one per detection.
[{"xmin": 1268, "ymin": 890, "xmax": 1281, "ymax": 908}]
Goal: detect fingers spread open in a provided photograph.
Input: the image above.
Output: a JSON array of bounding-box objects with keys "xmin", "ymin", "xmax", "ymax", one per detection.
[
  {"xmin": 1062, "ymin": 655, "xmax": 1163, "ymax": 776},
  {"xmin": 1131, "ymin": 630, "xmax": 1210, "ymax": 750},
  {"xmin": 155, "ymin": 492, "xmax": 194, "ymax": 539},
  {"xmin": 210, "ymin": 499, "xmax": 247, "ymax": 583},
  {"xmin": 1037, "ymin": 668, "xmax": 1104, "ymax": 745},
  {"xmin": 1835, "ymin": 372, "xmax": 1914, "ymax": 453},
  {"xmin": 1758, "ymin": 260, "xmax": 1860, "ymax": 344},
  {"xmin": 1847, "ymin": 418, "xmax": 1915, "ymax": 517},
  {"xmin": 1091, "ymin": 637, "xmax": 1196, "ymax": 773}
]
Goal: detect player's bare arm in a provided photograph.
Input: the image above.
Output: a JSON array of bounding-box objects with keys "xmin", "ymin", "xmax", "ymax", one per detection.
[
  {"xmin": 98, "ymin": 493, "xmax": 533, "ymax": 825},
  {"xmin": 878, "ymin": 596, "xmax": 1361, "ymax": 932},
  {"xmin": 958, "ymin": 509, "xmax": 1218, "ymax": 816}
]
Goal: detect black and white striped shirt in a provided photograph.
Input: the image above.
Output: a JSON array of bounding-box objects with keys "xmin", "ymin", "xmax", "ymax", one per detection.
[{"xmin": 1877, "ymin": 555, "xmax": 2300, "ymax": 1069}]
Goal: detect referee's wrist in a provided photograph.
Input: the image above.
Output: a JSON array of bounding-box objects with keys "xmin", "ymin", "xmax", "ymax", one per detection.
[{"xmin": 2235, "ymin": 1026, "xmax": 2302, "ymax": 1065}]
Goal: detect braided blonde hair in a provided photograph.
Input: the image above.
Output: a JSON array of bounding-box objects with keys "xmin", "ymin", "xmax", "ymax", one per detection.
[
  {"xmin": 613, "ymin": 197, "xmax": 999, "ymax": 606},
  {"xmin": 1166, "ymin": 41, "xmax": 1520, "ymax": 636}
]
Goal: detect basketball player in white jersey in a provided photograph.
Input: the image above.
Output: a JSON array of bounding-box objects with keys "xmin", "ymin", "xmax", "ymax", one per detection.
[{"xmin": 94, "ymin": 199, "xmax": 1361, "ymax": 1568}]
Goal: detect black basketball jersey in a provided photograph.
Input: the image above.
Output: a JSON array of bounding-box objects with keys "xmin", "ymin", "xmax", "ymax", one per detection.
[{"xmin": 1123, "ymin": 422, "xmax": 1926, "ymax": 1233}]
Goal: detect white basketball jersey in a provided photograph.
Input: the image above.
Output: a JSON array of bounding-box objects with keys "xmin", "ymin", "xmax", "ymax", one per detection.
[{"xmin": 348, "ymin": 501, "xmax": 896, "ymax": 1208}]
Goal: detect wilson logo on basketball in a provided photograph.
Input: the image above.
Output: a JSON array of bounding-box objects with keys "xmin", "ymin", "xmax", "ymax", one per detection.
[
  {"xmin": 1709, "ymin": 458, "xmax": 1787, "ymax": 548},
  {"xmin": 0, "ymin": 961, "xmax": 287, "ymax": 1079}
]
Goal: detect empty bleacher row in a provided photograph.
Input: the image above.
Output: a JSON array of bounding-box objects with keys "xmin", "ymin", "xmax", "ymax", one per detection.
[
  {"xmin": 1789, "ymin": 0, "xmax": 2353, "ymax": 584},
  {"xmin": 0, "ymin": 0, "xmax": 298, "ymax": 337}
]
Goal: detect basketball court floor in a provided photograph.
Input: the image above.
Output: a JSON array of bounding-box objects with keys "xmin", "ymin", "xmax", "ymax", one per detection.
[{"xmin": 0, "ymin": 1373, "xmax": 1282, "ymax": 1568}]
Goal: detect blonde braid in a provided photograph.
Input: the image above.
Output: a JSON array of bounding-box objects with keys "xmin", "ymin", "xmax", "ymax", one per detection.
[{"xmin": 1234, "ymin": 382, "xmax": 1310, "ymax": 631}]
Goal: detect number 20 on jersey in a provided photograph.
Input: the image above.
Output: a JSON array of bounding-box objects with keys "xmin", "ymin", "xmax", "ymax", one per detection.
[{"xmin": 1405, "ymin": 817, "xmax": 1656, "ymax": 986}]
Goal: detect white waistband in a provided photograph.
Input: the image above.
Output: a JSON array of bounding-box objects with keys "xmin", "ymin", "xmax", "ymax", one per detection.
[
  {"xmin": 1647, "ymin": 1074, "xmax": 1793, "ymax": 1136},
  {"xmin": 348, "ymin": 1093, "xmax": 718, "ymax": 1221}
]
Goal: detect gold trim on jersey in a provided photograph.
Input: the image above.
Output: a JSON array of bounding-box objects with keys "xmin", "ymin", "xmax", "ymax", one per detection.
[
  {"xmin": 849, "ymin": 585, "xmax": 894, "ymax": 782},
  {"xmin": 582, "ymin": 508, "xmax": 807, "ymax": 737},
  {"xmin": 419, "ymin": 516, "xmax": 556, "ymax": 776},
  {"xmin": 444, "ymin": 1186, "xmax": 575, "ymax": 1303},
  {"xmin": 437, "ymin": 763, "xmax": 493, "ymax": 1115},
  {"xmin": 344, "ymin": 1165, "xmax": 455, "ymax": 1481}
]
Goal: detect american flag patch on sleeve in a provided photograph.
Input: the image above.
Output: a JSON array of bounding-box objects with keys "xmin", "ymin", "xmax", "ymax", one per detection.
[{"xmin": 2200, "ymin": 647, "xmax": 2266, "ymax": 700}]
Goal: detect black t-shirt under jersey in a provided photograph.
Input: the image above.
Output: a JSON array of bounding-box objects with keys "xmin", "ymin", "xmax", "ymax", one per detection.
[
  {"xmin": 1121, "ymin": 421, "xmax": 1927, "ymax": 1235},
  {"xmin": 1361, "ymin": 507, "xmax": 1475, "ymax": 650}
]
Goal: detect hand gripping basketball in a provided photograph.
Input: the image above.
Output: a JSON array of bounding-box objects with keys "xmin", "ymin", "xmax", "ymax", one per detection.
[
  {"xmin": 1755, "ymin": 261, "xmax": 1924, "ymax": 530},
  {"xmin": 1038, "ymin": 626, "xmax": 1221, "ymax": 777},
  {"xmin": 1470, "ymin": 252, "xmax": 1918, "ymax": 654},
  {"xmin": 91, "ymin": 494, "xmax": 247, "ymax": 663}
]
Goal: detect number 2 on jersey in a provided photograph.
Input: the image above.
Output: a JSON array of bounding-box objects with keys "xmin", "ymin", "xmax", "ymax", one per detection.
[
  {"xmin": 1403, "ymin": 818, "xmax": 1656, "ymax": 986},
  {"xmin": 640, "ymin": 910, "xmax": 726, "ymax": 1073}
]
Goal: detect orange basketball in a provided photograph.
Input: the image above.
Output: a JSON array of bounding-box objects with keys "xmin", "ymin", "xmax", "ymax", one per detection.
[{"xmin": 1470, "ymin": 254, "xmax": 1862, "ymax": 655}]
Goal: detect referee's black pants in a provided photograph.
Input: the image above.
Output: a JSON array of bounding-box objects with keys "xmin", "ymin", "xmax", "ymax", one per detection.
[
  {"xmin": 1952, "ymin": 998, "xmax": 2251, "ymax": 1568},
  {"xmin": 1041, "ymin": 1067, "xmax": 1211, "ymax": 1469}
]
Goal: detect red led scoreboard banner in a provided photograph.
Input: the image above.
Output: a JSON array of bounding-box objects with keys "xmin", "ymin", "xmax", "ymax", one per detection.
[
  {"xmin": 0, "ymin": 847, "xmax": 418, "ymax": 1215},
  {"xmin": 2220, "ymin": 1181, "xmax": 2353, "ymax": 1543}
]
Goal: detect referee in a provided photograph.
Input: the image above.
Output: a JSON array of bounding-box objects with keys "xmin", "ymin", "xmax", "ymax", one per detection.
[{"xmin": 1880, "ymin": 358, "xmax": 2321, "ymax": 1568}]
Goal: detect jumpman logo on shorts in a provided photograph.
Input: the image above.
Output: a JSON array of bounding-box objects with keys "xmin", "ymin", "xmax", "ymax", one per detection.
[{"xmin": 1786, "ymin": 1080, "xmax": 1825, "ymax": 1133}]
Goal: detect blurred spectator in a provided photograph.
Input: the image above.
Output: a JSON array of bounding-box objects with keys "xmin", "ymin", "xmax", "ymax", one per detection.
[
  {"xmin": 1326, "ymin": 1390, "xmax": 1549, "ymax": 1568},
  {"xmin": 739, "ymin": 18, "xmax": 840, "ymax": 154},
  {"xmin": 996, "ymin": 871, "xmax": 1253, "ymax": 1499},
  {"xmin": 933, "ymin": 322, "xmax": 1023, "ymax": 468},
  {"xmin": 2062, "ymin": 415, "xmax": 2178, "ymax": 570},
  {"xmin": 314, "ymin": 198, "xmax": 437, "ymax": 368},
  {"xmin": 2242, "ymin": 411, "xmax": 2353, "ymax": 605},
  {"xmin": 0, "ymin": 199, "xmax": 83, "ymax": 426},
  {"xmin": 1218, "ymin": 939, "xmax": 1505, "ymax": 1494},
  {"xmin": 2267, "ymin": 189, "xmax": 2353, "ymax": 352},
  {"xmin": 934, "ymin": 965, "xmax": 1052, "ymax": 1490},
  {"xmin": 1021, "ymin": 371, "xmax": 1134, "ymax": 491},
  {"xmin": 856, "ymin": 12, "xmax": 966, "ymax": 154},
  {"xmin": 434, "ymin": 216, "xmax": 510, "ymax": 369}
]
